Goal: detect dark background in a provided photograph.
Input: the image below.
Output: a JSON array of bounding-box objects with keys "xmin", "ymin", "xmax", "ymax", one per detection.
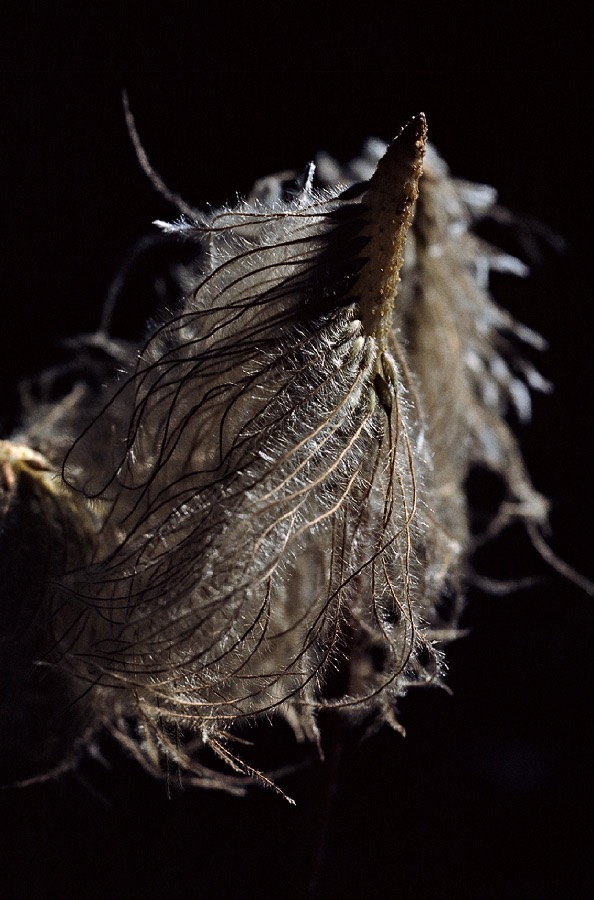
[{"xmin": 1, "ymin": 3, "xmax": 592, "ymax": 898}]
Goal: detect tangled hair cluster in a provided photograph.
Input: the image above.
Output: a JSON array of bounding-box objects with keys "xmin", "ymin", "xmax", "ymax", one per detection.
[{"xmin": 0, "ymin": 115, "xmax": 550, "ymax": 795}]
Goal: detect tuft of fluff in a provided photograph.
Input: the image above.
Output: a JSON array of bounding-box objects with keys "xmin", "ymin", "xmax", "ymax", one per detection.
[{"xmin": 0, "ymin": 117, "xmax": 550, "ymax": 795}]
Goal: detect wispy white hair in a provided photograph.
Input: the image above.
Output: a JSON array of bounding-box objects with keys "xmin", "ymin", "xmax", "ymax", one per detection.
[{"xmin": 0, "ymin": 115, "xmax": 552, "ymax": 795}]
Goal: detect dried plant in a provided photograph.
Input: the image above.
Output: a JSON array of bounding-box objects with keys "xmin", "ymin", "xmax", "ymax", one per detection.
[{"xmin": 0, "ymin": 114, "xmax": 556, "ymax": 796}]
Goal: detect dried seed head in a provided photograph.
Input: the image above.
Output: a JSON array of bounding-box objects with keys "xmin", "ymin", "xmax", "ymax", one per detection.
[{"xmin": 1, "ymin": 118, "xmax": 550, "ymax": 794}]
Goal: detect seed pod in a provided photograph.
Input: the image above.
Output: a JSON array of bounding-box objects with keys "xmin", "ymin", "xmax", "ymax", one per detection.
[{"xmin": 1, "ymin": 117, "xmax": 549, "ymax": 792}]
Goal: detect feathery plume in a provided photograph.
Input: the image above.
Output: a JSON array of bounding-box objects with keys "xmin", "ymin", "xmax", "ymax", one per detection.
[{"xmin": 1, "ymin": 116, "xmax": 551, "ymax": 793}]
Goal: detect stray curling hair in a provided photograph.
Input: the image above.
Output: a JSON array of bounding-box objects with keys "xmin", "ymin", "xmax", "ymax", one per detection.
[{"xmin": 0, "ymin": 113, "xmax": 565, "ymax": 796}]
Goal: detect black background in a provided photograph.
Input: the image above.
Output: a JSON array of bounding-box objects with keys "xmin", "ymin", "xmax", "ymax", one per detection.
[{"xmin": 1, "ymin": 3, "xmax": 592, "ymax": 898}]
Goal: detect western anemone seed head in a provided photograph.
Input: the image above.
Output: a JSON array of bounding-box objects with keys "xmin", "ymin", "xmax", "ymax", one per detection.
[{"xmin": 0, "ymin": 115, "xmax": 549, "ymax": 794}]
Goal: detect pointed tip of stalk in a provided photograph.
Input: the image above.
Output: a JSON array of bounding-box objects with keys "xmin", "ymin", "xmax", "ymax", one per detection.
[{"xmin": 354, "ymin": 114, "xmax": 427, "ymax": 348}]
